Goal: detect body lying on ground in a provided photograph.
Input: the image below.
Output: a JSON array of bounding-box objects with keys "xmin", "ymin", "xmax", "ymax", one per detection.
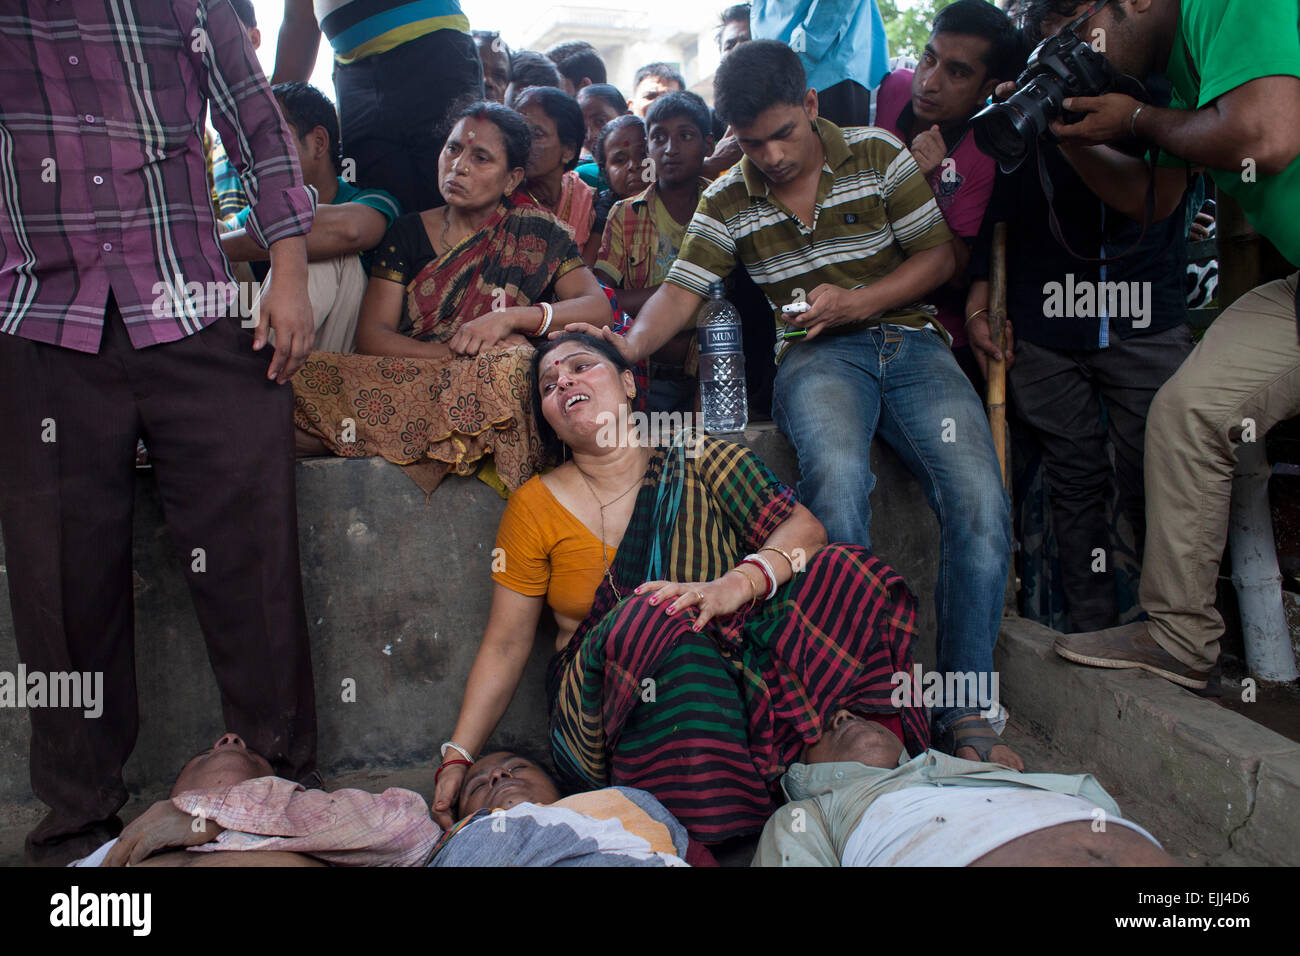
[
  {"xmin": 74, "ymin": 733, "xmax": 436, "ymax": 867},
  {"xmin": 429, "ymin": 751, "xmax": 703, "ymax": 867},
  {"xmin": 73, "ymin": 737, "xmax": 697, "ymax": 868},
  {"xmin": 753, "ymin": 711, "xmax": 1175, "ymax": 867}
]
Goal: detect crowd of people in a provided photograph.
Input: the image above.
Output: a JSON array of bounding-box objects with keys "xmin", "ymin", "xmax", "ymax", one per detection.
[{"xmin": 2, "ymin": 0, "xmax": 1297, "ymax": 867}]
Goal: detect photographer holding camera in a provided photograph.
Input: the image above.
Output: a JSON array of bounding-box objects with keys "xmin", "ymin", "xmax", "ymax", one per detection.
[
  {"xmin": 1006, "ymin": 0, "xmax": 1300, "ymax": 690},
  {"xmin": 963, "ymin": 13, "xmax": 1195, "ymax": 638}
]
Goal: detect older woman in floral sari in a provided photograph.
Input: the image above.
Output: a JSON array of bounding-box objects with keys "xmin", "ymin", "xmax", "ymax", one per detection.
[{"xmin": 292, "ymin": 103, "xmax": 612, "ymax": 492}]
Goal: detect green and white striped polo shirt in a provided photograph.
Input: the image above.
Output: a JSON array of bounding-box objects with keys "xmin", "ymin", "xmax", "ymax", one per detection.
[{"xmin": 665, "ymin": 117, "xmax": 954, "ymax": 360}]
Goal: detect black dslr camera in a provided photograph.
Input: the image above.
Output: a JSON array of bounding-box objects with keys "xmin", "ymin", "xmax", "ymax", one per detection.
[{"xmin": 971, "ymin": 27, "xmax": 1147, "ymax": 172}]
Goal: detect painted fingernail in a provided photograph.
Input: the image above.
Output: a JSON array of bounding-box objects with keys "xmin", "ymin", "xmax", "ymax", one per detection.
[{"xmin": 648, "ymin": 597, "xmax": 657, "ymax": 605}]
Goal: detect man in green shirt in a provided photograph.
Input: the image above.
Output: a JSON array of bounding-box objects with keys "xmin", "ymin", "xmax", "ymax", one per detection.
[
  {"xmin": 565, "ymin": 40, "xmax": 1021, "ymax": 769},
  {"xmin": 222, "ymin": 83, "xmax": 401, "ymax": 353},
  {"xmin": 1020, "ymin": 0, "xmax": 1300, "ymax": 689}
]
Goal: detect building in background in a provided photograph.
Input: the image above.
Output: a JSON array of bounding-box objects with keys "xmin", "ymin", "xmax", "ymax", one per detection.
[{"xmin": 510, "ymin": 3, "xmax": 724, "ymax": 102}]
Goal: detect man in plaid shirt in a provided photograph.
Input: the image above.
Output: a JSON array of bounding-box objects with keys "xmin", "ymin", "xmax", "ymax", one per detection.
[{"xmin": 0, "ymin": 0, "xmax": 319, "ymax": 865}]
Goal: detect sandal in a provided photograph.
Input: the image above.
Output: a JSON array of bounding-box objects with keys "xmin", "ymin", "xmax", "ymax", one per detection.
[{"xmin": 935, "ymin": 713, "xmax": 1007, "ymax": 763}]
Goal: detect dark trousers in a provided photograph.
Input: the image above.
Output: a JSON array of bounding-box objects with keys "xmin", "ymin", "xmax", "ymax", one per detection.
[
  {"xmin": 817, "ymin": 79, "xmax": 871, "ymax": 129},
  {"xmin": 0, "ymin": 301, "xmax": 317, "ymax": 855},
  {"xmin": 334, "ymin": 29, "xmax": 484, "ymax": 212},
  {"xmin": 1008, "ymin": 325, "xmax": 1193, "ymax": 631}
]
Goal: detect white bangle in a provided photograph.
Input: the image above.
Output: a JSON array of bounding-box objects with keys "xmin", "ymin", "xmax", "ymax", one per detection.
[
  {"xmin": 535, "ymin": 301, "xmax": 554, "ymax": 337},
  {"xmin": 440, "ymin": 740, "xmax": 474, "ymax": 763},
  {"xmin": 745, "ymin": 552, "xmax": 779, "ymax": 600}
]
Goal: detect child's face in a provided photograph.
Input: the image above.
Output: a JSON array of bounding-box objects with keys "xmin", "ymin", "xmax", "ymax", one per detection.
[
  {"xmin": 604, "ymin": 127, "xmax": 649, "ymax": 199},
  {"xmin": 580, "ymin": 96, "xmax": 624, "ymax": 158},
  {"xmin": 648, "ymin": 116, "xmax": 709, "ymax": 188}
]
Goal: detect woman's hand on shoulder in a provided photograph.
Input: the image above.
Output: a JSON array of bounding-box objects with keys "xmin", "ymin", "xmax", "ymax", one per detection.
[
  {"xmin": 432, "ymin": 761, "xmax": 469, "ymax": 830},
  {"xmin": 634, "ymin": 571, "xmax": 752, "ymax": 632}
]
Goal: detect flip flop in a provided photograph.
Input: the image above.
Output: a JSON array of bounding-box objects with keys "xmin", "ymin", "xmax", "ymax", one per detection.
[{"xmin": 936, "ymin": 713, "xmax": 1006, "ymax": 763}]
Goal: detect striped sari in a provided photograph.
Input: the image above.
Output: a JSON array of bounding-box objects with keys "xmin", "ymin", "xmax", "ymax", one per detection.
[{"xmin": 549, "ymin": 434, "xmax": 929, "ymax": 843}]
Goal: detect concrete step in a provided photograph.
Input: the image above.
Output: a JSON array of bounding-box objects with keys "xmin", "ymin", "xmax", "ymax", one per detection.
[
  {"xmin": 996, "ymin": 616, "xmax": 1300, "ymax": 865},
  {"xmin": 0, "ymin": 427, "xmax": 940, "ymax": 810}
]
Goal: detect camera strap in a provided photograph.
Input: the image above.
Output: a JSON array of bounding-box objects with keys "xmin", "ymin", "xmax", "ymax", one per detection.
[{"xmin": 1036, "ymin": 145, "xmax": 1159, "ymax": 265}]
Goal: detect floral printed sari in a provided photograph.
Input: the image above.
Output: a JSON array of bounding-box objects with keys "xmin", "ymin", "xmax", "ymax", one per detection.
[{"xmin": 292, "ymin": 195, "xmax": 584, "ymax": 493}]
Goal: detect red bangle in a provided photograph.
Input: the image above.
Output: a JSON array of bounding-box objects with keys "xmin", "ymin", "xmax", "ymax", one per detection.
[
  {"xmin": 435, "ymin": 758, "xmax": 471, "ymax": 787},
  {"xmin": 532, "ymin": 304, "xmax": 547, "ymax": 336}
]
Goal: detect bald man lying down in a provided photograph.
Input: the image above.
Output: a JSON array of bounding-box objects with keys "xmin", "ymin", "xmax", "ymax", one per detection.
[
  {"xmin": 73, "ymin": 733, "xmax": 436, "ymax": 867},
  {"xmin": 753, "ymin": 711, "xmax": 1176, "ymax": 867}
]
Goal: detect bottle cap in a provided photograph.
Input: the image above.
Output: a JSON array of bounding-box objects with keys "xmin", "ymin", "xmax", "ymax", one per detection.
[{"xmin": 707, "ymin": 280, "xmax": 725, "ymax": 299}]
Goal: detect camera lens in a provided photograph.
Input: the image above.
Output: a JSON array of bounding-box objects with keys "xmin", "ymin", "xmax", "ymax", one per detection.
[
  {"xmin": 971, "ymin": 75, "xmax": 1067, "ymax": 173},
  {"xmin": 971, "ymin": 101, "xmax": 1037, "ymax": 172}
]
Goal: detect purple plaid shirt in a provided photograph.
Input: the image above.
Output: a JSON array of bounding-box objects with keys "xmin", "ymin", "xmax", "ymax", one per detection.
[{"xmin": 0, "ymin": 0, "xmax": 315, "ymax": 353}]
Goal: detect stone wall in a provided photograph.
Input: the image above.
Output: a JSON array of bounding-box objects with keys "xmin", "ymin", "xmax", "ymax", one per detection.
[{"xmin": 0, "ymin": 426, "xmax": 940, "ymax": 807}]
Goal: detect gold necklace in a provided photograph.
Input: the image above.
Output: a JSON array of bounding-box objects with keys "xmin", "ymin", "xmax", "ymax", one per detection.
[
  {"xmin": 575, "ymin": 466, "xmax": 642, "ymax": 597},
  {"xmin": 438, "ymin": 209, "xmax": 456, "ymax": 251}
]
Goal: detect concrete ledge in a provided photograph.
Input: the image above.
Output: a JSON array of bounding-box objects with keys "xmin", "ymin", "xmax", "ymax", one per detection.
[
  {"xmin": 996, "ymin": 616, "xmax": 1300, "ymax": 865},
  {"xmin": 0, "ymin": 426, "xmax": 939, "ymax": 810}
]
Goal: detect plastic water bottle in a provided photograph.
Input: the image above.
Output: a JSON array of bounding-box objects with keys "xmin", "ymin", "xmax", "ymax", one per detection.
[{"xmin": 697, "ymin": 280, "xmax": 748, "ymax": 433}]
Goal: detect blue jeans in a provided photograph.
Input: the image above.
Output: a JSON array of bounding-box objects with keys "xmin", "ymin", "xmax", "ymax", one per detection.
[{"xmin": 772, "ymin": 325, "xmax": 1011, "ymax": 739}]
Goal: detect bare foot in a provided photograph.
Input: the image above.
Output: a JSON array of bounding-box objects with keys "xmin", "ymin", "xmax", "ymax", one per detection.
[{"xmin": 956, "ymin": 743, "xmax": 1025, "ymax": 771}]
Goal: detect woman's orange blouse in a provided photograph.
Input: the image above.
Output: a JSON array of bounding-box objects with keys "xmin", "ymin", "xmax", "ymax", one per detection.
[{"xmin": 492, "ymin": 474, "xmax": 613, "ymax": 622}]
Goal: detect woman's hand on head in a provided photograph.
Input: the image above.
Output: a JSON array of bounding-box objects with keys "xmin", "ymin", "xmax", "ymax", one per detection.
[
  {"xmin": 634, "ymin": 572, "xmax": 753, "ymax": 632},
  {"xmin": 432, "ymin": 761, "xmax": 469, "ymax": 830}
]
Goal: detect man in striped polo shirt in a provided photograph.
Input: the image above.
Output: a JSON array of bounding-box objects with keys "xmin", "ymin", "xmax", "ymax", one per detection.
[
  {"xmin": 567, "ymin": 40, "xmax": 1019, "ymax": 769},
  {"xmin": 273, "ymin": 0, "xmax": 484, "ymax": 212}
]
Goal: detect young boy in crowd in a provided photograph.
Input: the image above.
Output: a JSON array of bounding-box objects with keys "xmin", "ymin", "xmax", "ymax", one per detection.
[{"xmin": 596, "ymin": 92, "xmax": 714, "ymax": 412}]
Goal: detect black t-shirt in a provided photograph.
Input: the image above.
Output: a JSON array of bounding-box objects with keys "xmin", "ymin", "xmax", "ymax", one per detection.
[{"xmin": 970, "ymin": 144, "xmax": 1191, "ymax": 350}]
